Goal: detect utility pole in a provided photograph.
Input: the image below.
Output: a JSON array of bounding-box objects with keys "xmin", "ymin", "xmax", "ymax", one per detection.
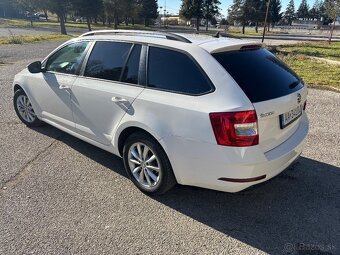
[{"xmin": 262, "ymin": 0, "xmax": 271, "ymax": 43}]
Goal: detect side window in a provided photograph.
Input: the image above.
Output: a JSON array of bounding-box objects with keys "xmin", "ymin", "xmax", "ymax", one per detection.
[
  {"xmin": 84, "ymin": 41, "xmax": 132, "ymax": 82},
  {"xmin": 121, "ymin": 44, "xmax": 142, "ymax": 85},
  {"xmin": 45, "ymin": 41, "xmax": 89, "ymax": 75},
  {"xmin": 148, "ymin": 47, "xmax": 212, "ymax": 95}
]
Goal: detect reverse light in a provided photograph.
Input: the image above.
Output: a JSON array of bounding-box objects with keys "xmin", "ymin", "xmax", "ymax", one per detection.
[{"xmin": 209, "ymin": 111, "xmax": 259, "ymax": 147}]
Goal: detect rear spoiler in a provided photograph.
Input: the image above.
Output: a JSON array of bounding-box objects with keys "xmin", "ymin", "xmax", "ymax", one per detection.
[{"xmin": 209, "ymin": 42, "xmax": 265, "ymax": 54}]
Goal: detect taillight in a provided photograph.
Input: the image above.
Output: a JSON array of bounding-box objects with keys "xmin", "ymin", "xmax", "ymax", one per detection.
[
  {"xmin": 303, "ymin": 100, "xmax": 307, "ymax": 111},
  {"xmin": 209, "ymin": 111, "xmax": 259, "ymax": 147}
]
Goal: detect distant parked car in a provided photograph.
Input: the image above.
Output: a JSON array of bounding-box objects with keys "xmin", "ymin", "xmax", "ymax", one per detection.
[
  {"xmin": 33, "ymin": 13, "xmax": 47, "ymax": 20},
  {"xmin": 12, "ymin": 30, "xmax": 309, "ymax": 194},
  {"xmin": 76, "ymin": 17, "xmax": 87, "ymax": 23}
]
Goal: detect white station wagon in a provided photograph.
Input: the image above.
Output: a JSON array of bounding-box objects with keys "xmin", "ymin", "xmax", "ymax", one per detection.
[{"xmin": 13, "ymin": 30, "xmax": 309, "ymax": 194}]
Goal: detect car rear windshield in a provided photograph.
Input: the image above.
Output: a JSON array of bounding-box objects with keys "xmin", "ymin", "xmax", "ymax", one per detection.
[{"xmin": 212, "ymin": 48, "xmax": 304, "ymax": 103}]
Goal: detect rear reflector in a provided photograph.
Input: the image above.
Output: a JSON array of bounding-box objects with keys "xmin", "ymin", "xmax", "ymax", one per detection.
[
  {"xmin": 209, "ymin": 110, "xmax": 259, "ymax": 147},
  {"xmin": 218, "ymin": 175, "xmax": 266, "ymax": 183}
]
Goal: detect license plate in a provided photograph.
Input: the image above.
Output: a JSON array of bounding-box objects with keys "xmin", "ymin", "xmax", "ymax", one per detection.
[{"xmin": 279, "ymin": 105, "xmax": 303, "ymax": 129}]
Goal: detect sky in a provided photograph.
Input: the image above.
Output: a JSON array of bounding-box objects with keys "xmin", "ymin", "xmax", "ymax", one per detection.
[{"xmin": 161, "ymin": 0, "xmax": 317, "ymax": 17}]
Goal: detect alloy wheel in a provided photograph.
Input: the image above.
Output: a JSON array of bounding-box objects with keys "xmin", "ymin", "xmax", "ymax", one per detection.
[
  {"xmin": 128, "ymin": 142, "xmax": 161, "ymax": 189},
  {"xmin": 16, "ymin": 94, "xmax": 36, "ymax": 123}
]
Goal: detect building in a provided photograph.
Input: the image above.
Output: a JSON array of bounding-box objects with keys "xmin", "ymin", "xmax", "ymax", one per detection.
[
  {"xmin": 160, "ymin": 16, "xmax": 186, "ymax": 26},
  {"xmin": 292, "ymin": 18, "xmax": 323, "ymax": 29}
]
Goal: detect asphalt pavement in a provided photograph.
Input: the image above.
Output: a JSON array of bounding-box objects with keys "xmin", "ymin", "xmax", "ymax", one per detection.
[{"xmin": 0, "ymin": 41, "xmax": 339, "ymax": 255}]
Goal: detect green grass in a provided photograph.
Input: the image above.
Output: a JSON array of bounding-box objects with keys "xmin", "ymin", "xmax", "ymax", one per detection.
[
  {"xmin": 0, "ymin": 18, "xmax": 154, "ymax": 30},
  {"xmin": 276, "ymin": 42, "xmax": 340, "ymax": 62},
  {"xmin": 0, "ymin": 18, "xmax": 29, "ymax": 28},
  {"xmin": 277, "ymin": 54, "xmax": 340, "ymax": 90},
  {"xmin": 228, "ymin": 31, "xmax": 261, "ymax": 37},
  {"xmin": 0, "ymin": 18, "xmax": 98, "ymax": 29},
  {"xmin": 0, "ymin": 33, "xmax": 75, "ymax": 45}
]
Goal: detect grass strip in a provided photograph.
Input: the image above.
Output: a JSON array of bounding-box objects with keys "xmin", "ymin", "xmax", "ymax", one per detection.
[
  {"xmin": 277, "ymin": 53, "xmax": 340, "ymax": 90},
  {"xmin": 0, "ymin": 33, "xmax": 75, "ymax": 45},
  {"xmin": 275, "ymin": 42, "xmax": 340, "ymax": 62}
]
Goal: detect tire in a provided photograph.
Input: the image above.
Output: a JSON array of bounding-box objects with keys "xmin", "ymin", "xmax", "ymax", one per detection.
[
  {"xmin": 13, "ymin": 89, "xmax": 43, "ymax": 127},
  {"xmin": 123, "ymin": 132, "xmax": 177, "ymax": 195}
]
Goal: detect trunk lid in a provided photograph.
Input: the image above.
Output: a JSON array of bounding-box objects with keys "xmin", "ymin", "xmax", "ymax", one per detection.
[
  {"xmin": 253, "ymin": 87, "xmax": 307, "ymax": 152},
  {"xmin": 212, "ymin": 48, "xmax": 307, "ymax": 151}
]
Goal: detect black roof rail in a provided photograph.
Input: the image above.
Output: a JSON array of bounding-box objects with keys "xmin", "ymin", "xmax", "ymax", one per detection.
[{"xmin": 79, "ymin": 30, "xmax": 192, "ymax": 43}]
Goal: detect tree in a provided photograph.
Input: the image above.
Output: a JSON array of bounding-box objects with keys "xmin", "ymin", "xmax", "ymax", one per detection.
[
  {"xmin": 325, "ymin": 0, "xmax": 340, "ymax": 19},
  {"xmin": 319, "ymin": 0, "xmax": 332, "ymax": 23},
  {"xmin": 203, "ymin": 0, "xmax": 221, "ymax": 31},
  {"xmin": 121, "ymin": 0, "xmax": 138, "ymax": 25},
  {"xmin": 23, "ymin": 0, "xmax": 71, "ymax": 34},
  {"xmin": 1, "ymin": 0, "xmax": 20, "ymax": 18},
  {"xmin": 138, "ymin": 0, "xmax": 158, "ymax": 26},
  {"xmin": 227, "ymin": 0, "xmax": 244, "ymax": 29},
  {"xmin": 297, "ymin": 0, "xmax": 310, "ymax": 18},
  {"xmin": 251, "ymin": 0, "xmax": 266, "ymax": 33},
  {"xmin": 71, "ymin": 0, "xmax": 103, "ymax": 31},
  {"xmin": 15, "ymin": 0, "xmax": 69, "ymax": 34},
  {"xmin": 309, "ymin": 0, "xmax": 322, "ymax": 19},
  {"xmin": 220, "ymin": 18, "xmax": 228, "ymax": 25},
  {"xmin": 15, "ymin": 0, "xmax": 49, "ymax": 24},
  {"xmin": 284, "ymin": 0, "xmax": 296, "ymax": 25},
  {"xmin": 324, "ymin": 0, "xmax": 340, "ymax": 43},
  {"xmin": 15, "ymin": 0, "xmax": 37, "ymax": 26},
  {"xmin": 33, "ymin": 0, "xmax": 50, "ymax": 20},
  {"xmin": 180, "ymin": 0, "xmax": 204, "ymax": 31},
  {"xmin": 242, "ymin": 0, "xmax": 256, "ymax": 31},
  {"xmin": 269, "ymin": 0, "xmax": 282, "ymax": 28},
  {"xmin": 228, "ymin": 0, "xmax": 261, "ymax": 34},
  {"xmin": 103, "ymin": 0, "xmax": 121, "ymax": 29}
]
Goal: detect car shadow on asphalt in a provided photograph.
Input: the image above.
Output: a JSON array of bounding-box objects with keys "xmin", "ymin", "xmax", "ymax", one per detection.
[{"xmin": 32, "ymin": 125, "xmax": 340, "ymax": 255}]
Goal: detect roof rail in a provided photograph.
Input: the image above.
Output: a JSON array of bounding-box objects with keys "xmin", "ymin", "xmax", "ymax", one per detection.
[{"xmin": 79, "ymin": 30, "xmax": 192, "ymax": 43}]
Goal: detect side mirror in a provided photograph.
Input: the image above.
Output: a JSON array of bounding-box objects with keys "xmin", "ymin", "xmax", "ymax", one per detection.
[{"xmin": 27, "ymin": 61, "xmax": 43, "ymax": 73}]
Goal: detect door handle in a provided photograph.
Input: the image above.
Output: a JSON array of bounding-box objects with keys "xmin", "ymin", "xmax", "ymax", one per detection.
[
  {"xmin": 111, "ymin": 97, "xmax": 128, "ymax": 103},
  {"xmin": 59, "ymin": 84, "xmax": 70, "ymax": 90}
]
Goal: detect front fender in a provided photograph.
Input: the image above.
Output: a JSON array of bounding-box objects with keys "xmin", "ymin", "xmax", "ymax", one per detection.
[{"xmin": 13, "ymin": 70, "xmax": 43, "ymax": 119}]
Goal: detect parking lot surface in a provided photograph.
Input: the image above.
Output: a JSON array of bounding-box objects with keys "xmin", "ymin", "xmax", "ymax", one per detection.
[{"xmin": 0, "ymin": 42, "xmax": 339, "ymax": 255}]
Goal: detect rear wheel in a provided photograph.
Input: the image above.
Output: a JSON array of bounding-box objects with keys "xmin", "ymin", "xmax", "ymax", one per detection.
[
  {"xmin": 14, "ymin": 89, "xmax": 43, "ymax": 127},
  {"xmin": 123, "ymin": 132, "xmax": 176, "ymax": 195}
]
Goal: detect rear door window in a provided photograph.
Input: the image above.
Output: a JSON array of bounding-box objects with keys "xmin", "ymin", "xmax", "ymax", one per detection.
[
  {"xmin": 147, "ymin": 47, "xmax": 213, "ymax": 95},
  {"xmin": 84, "ymin": 41, "xmax": 132, "ymax": 82},
  {"xmin": 213, "ymin": 48, "xmax": 304, "ymax": 103}
]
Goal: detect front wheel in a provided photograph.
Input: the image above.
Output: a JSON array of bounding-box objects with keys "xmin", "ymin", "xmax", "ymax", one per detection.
[
  {"xmin": 123, "ymin": 132, "xmax": 176, "ymax": 195},
  {"xmin": 14, "ymin": 89, "xmax": 43, "ymax": 127}
]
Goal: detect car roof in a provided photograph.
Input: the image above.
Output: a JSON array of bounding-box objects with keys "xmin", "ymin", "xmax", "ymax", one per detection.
[
  {"xmin": 182, "ymin": 33, "xmax": 264, "ymax": 53},
  {"xmin": 75, "ymin": 30, "xmax": 263, "ymax": 54}
]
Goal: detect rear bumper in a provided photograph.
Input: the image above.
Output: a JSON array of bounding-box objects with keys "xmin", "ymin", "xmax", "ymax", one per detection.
[{"xmin": 161, "ymin": 113, "xmax": 309, "ymax": 193}]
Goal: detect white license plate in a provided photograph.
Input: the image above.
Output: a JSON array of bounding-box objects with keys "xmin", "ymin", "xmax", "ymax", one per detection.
[{"xmin": 279, "ymin": 105, "xmax": 303, "ymax": 129}]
